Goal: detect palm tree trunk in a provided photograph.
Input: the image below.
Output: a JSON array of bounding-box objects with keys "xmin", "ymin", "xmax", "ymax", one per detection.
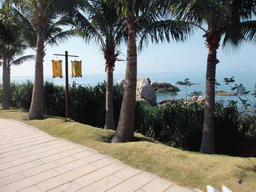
[
  {"xmin": 112, "ymin": 0, "xmax": 137, "ymax": 142},
  {"xmin": 2, "ymin": 58, "xmax": 10, "ymax": 110},
  {"xmin": 104, "ymin": 65, "xmax": 115, "ymax": 130},
  {"xmin": 28, "ymin": 25, "xmax": 45, "ymax": 120},
  {"xmin": 200, "ymin": 47, "xmax": 217, "ymax": 154}
]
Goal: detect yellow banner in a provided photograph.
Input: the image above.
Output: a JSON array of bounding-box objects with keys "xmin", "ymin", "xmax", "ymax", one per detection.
[
  {"xmin": 52, "ymin": 60, "xmax": 63, "ymax": 78},
  {"xmin": 72, "ymin": 61, "xmax": 82, "ymax": 77}
]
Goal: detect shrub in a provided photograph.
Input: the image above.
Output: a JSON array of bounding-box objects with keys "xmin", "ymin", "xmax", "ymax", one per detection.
[
  {"xmin": 214, "ymin": 101, "xmax": 242, "ymax": 155},
  {"xmin": 11, "ymin": 80, "xmax": 33, "ymax": 110},
  {"xmin": 135, "ymin": 102, "xmax": 204, "ymax": 151},
  {"xmin": 69, "ymin": 81, "xmax": 123, "ymax": 128},
  {"xmin": 44, "ymin": 81, "xmax": 65, "ymax": 117}
]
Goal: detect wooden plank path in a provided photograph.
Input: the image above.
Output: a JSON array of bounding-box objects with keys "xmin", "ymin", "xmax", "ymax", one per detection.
[{"xmin": 0, "ymin": 118, "xmax": 194, "ymax": 192}]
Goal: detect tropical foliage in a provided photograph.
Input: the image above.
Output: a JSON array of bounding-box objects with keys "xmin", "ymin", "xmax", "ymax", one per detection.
[
  {"xmin": 168, "ymin": 0, "xmax": 256, "ymax": 153},
  {"xmin": 0, "ymin": 3, "xmax": 34, "ymax": 110},
  {"xmin": 108, "ymin": 0, "xmax": 191, "ymax": 143},
  {"xmin": 1, "ymin": 0, "xmax": 255, "ymax": 156},
  {"xmin": 71, "ymin": 0, "xmax": 127, "ymax": 130},
  {"xmin": 5, "ymin": 0, "xmax": 86, "ymax": 120},
  {"xmin": 2, "ymin": 80, "xmax": 255, "ymax": 157}
]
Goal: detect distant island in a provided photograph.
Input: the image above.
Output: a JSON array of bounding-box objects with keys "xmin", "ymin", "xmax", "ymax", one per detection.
[{"xmin": 215, "ymin": 90, "xmax": 236, "ymax": 96}]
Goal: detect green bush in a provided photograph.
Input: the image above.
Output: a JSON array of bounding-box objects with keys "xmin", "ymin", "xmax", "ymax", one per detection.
[
  {"xmin": 44, "ymin": 81, "xmax": 66, "ymax": 117},
  {"xmin": 135, "ymin": 102, "xmax": 204, "ymax": 151},
  {"xmin": 214, "ymin": 101, "xmax": 242, "ymax": 155},
  {"xmin": 5, "ymin": 80, "xmax": 123, "ymax": 128},
  {"xmin": 0, "ymin": 88, "xmax": 2, "ymax": 103},
  {"xmin": 69, "ymin": 81, "xmax": 123, "ymax": 128},
  {"xmin": 11, "ymin": 80, "xmax": 33, "ymax": 109}
]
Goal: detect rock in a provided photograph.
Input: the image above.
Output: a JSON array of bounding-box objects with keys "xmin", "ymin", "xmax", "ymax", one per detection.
[
  {"xmin": 136, "ymin": 78, "xmax": 157, "ymax": 106},
  {"xmin": 151, "ymin": 80, "xmax": 172, "ymax": 88},
  {"xmin": 117, "ymin": 77, "xmax": 157, "ymax": 106},
  {"xmin": 184, "ymin": 96, "xmax": 206, "ymax": 106},
  {"xmin": 116, "ymin": 78, "xmax": 125, "ymax": 88},
  {"xmin": 151, "ymin": 80, "xmax": 180, "ymax": 93},
  {"xmin": 160, "ymin": 96, "xmax": 206, "ymax": 106},
  {"xmin": 159, "ymin": 97, "xmax": 175, "ymax": 105},
  {"xmin": 197, "ymin": 96, "xmax": 205, "ymax": 104},
  {"xmin": 155, "ymin": 88, "xmax": 165, "ymax": 93},
  {"xmin": 137, "ymin": 98, "xmax": 152, "ymax": 107},
  {"xmin": 215, "ymin": 90, "xmax": 236, "ymax": 96}
]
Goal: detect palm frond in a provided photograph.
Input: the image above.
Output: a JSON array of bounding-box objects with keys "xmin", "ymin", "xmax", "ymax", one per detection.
[
  {"xmin": 10, "ymin": 6, "xmax": 37, "ymax": 47},
  {"xmin": 45, "ymin": 30, "xmax": 77, "ymax": 47},
  {"xmin": 169, "ymin": 0, "xmax": 229, "ymax": 24},
  {"xmin": 11, "ymin": 54, "xmax": 35, "ymax": 65},
  {"xmin": 72, "ymin": 10, "xmax": 105, "ymax": 45},
  {"xmin": 137, "ymin": 19, "xmax": 191, "ymax": 51},
  {"xmin": 241, "ymin": 20, "xmax": 256, "ymax": 43}
]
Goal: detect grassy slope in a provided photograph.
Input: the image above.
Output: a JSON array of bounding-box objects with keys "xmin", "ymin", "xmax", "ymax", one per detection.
[{"xmin": 0, "ymin": 109, "xmax": 255, "ymax": 192}]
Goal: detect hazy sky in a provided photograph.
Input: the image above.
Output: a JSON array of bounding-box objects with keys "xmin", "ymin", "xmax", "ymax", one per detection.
[{"xmin": 1, "ymin": 26, "xmax": 256, "ymax": 78}]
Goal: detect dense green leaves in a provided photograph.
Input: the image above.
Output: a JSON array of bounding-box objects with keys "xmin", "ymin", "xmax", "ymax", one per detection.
[{"xmin": 135, "ymin": 101, "xmax": 204, "ymax": 151}]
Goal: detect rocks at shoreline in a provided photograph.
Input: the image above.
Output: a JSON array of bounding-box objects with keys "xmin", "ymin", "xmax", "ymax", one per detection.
[
  {"xmin": 160, "ymin": 96, "xmax": 206, "ymax": 106},
  {"xmin": 117, "ymin": 78, "xmax": 156, "ymax": 106},
  {"xmin": 183, "ymin": 96, "xmax": 205, "ymax": 105},
  {"xmin": 117, "ymin": 78, "xmax": 179, "ymax": 106},
  {"xmin": 159, "ymin": 97, "xmax": 175, "ymax": 105},
  {"xmin": 215, "ymin": 90, "xmax": 236, "ymax": 96},
  {"xmin": 151, "ymin": 80, "xmax": 180, "ymax": 93}
]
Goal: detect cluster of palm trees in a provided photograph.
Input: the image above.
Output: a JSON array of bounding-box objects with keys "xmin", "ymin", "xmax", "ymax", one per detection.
[{"xmin": 1, "ymin": 0, "xmax": 255, "ymax": 154}]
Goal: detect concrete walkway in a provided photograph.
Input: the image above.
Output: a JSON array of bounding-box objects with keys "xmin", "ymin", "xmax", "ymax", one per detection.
[{"xmin": 0, "ymin": 118, "xmax": 194, "ymax": 192}]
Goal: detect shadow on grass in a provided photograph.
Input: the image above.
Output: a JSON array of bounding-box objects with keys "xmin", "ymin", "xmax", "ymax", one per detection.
[
  {"xmin": 133, "ymin": 136, "xmax": 157, "ymax": 143},
  {"xmin": 99, "ymin": 132, "xmax": 157, "ymax": 144}
]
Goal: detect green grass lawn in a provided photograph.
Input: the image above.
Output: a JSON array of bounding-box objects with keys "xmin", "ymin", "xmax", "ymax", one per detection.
[{"xmin": 0, "ymin": 108, "xmax": 255, "ymax": 192}]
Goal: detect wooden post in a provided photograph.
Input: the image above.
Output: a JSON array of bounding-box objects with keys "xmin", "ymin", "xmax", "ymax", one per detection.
[
  {"xmin": 65, "ymin": 51, "xmax": 69, "ymax": 122},
  {"xmin": 53, "ymin": 52, "xmax": 79, "ymax": 122}
]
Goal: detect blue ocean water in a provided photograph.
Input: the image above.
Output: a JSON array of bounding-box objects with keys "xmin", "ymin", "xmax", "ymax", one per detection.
[{"xmin": 10, "ymin": 70, "xmax": 255, "ymax": 108}]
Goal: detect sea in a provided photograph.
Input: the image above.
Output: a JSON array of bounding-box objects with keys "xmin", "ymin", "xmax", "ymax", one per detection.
[{"xmin": 10, "ymin": 70, "xmax": 256, "ymax": 110}]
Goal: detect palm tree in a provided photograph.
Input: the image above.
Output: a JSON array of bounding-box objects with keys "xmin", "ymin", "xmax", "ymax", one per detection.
[
  {"xmin": 0, "ymin": 3, "xmax": 34, "ymax": 110},
  {"xmin": 72, "ymin": 0, "xmax": 127, "ymax": 130},
  {"xmin": 108, "ymin": 0, "xmax": 190, "ymax": 143},
  {"xmin": 169, "ymin": 0, "xmax": 256, "ymax": 154},
  {"xmin": 8, "ymin": 0, "xmax": 86, "ymax": 120}
]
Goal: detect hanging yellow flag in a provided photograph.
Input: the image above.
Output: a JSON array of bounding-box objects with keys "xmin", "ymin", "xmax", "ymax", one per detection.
[
  {"xmin": 72, "ymin": 61, "xmax": 82, "ymax": 77},
  {"xmin": 52, "ymin": 60, "xmax": 63, "ymax": 78}
]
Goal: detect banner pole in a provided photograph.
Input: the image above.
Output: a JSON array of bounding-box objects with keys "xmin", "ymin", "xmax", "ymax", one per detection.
[{"xmin": 65, "ymin": 51, "xmax": 69, "ymax": 122}]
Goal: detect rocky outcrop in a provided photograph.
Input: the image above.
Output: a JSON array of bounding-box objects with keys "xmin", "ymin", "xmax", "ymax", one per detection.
[
  {"xmin": 159, "ymin": 97, "xmax": 175, "ymax": 105},
  {"xmin": 117, "ymin": 78, "xmax": 157, "ymax": 106},
  {"xmin": 160, "ymin": 96, "xmax": 205, "ymax": 106},
  {"xmin": 215, "ymin": 90, "xmax": 236, "ymax": 96},
  {"xmin": 150, "ymin": 80, "xmax": 180, "ymax": 93},
  {"xmin": 117, "ymin": 78, "xmax": 181, "ymax": 106},
  {"xmin": 137, "ymin": 78, "xmax": 157, "ymax": 106},
  {"xmin": 183, "ymin": 96, "xmax": 205, "ymax": 106}
]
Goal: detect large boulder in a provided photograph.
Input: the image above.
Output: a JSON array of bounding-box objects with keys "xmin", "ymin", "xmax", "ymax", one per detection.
[
  {"xmin": 116, "ymin": 78, "xmax": 126, "ymax": 88},
  {"xmin": 151, "ymin": 80, "xmax": 180, "ymax": 93},
  {"xmin": 137, "ymin": 78, "xmax": 157, "ymax": 106},
  {"xmin": 117, "ymin": 77, "xmax": 157, "ymax": 106},
  {"xmin": 183, "ymin": 96, "xmax": 206, "ymax": 106},
  {"xmin": 151, "ymin": 80, "xmax": 172, "ymax": 88}
]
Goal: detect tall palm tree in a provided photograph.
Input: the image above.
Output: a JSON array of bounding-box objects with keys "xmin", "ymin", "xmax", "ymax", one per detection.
[
  {"xmin": 72, "ymin": 0, "xmax": 127, "ymax": 130},
  {"xmin": 8, "ymin": 0, "xmax": 86, "ymax": 120},
  {"xmin": 0, "ymin": 3, "xmax": 34, "ymax": 110},
  {"xmin": 169, "ymin": 0, "xmax": 256, "ymax": 154},
  {"xmin": 108, "ymin": 0, "xmax": 190, "ymax": 143}
]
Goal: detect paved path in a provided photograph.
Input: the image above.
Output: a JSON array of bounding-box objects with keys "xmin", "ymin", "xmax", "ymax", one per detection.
[{"xmin": 0, "ymin": 118, "xmax": 194, "ymax": 192}]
